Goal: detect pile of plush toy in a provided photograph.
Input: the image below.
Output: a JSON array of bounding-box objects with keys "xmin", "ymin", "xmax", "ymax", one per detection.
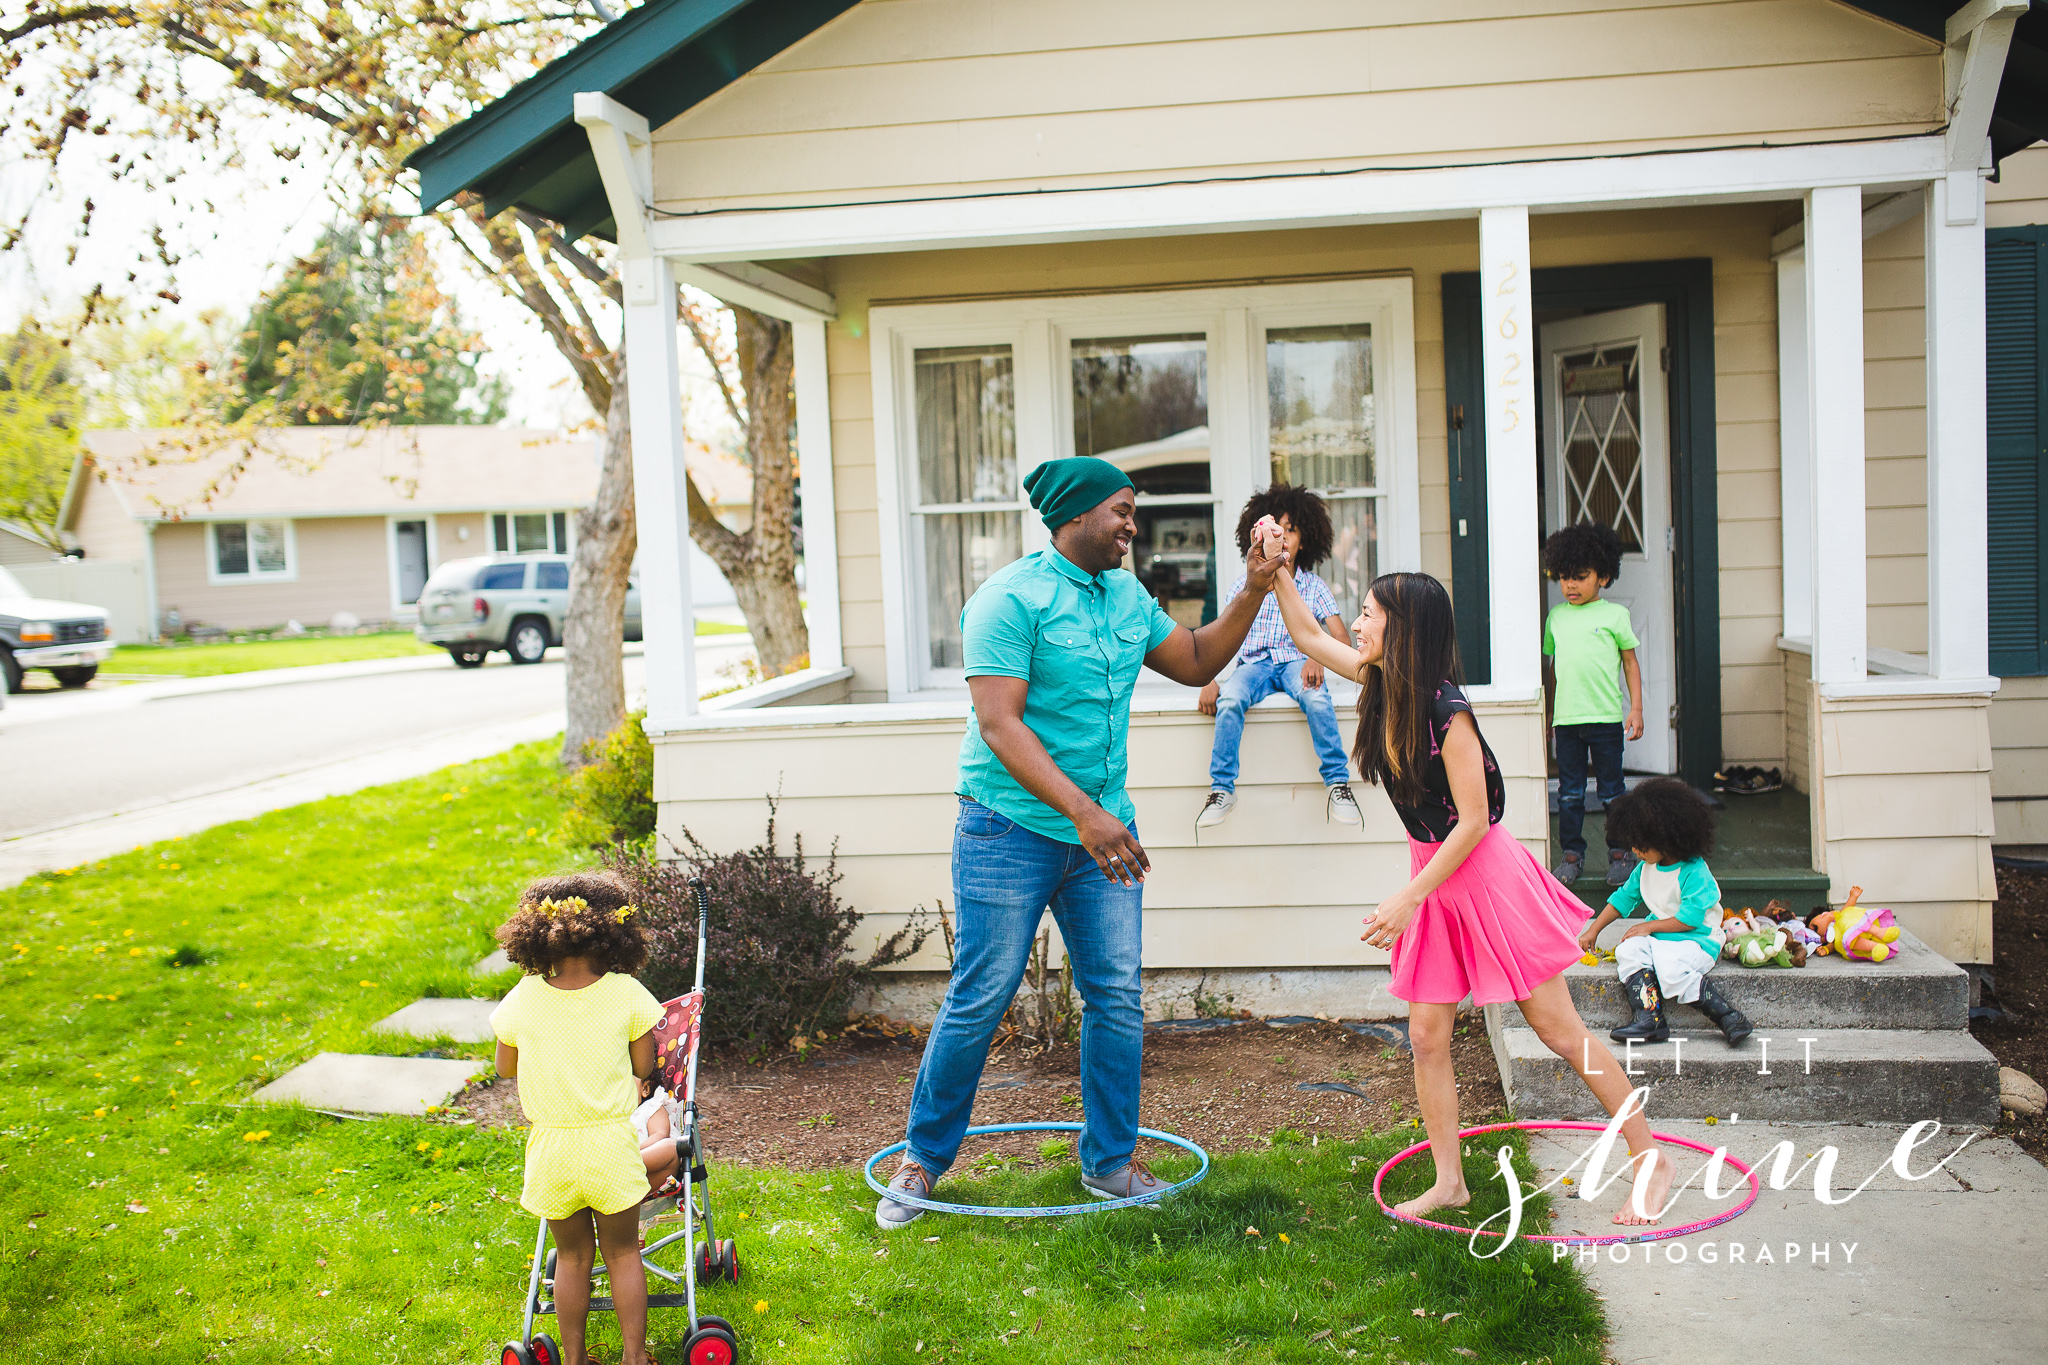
[{"xmin": 1718, "ymin": 886, "xmax": 1901, "ymax": 968}]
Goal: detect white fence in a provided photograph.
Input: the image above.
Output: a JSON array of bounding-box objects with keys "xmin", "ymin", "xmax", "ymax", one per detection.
[{"xmin": 9, "ymin": 559, "xmax": 149, "ymax": 644}]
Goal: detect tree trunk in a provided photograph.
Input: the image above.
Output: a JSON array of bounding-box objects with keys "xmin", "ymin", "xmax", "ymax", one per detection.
[
  {"xmin": 690, "ymin": 306, "xmax": 810, "ymax": 677},
  {"xmin": 560, "ymin": 367, "xmax": 638, "ymax": 767}
]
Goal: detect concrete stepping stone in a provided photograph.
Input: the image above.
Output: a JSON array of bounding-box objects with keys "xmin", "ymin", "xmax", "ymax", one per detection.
[
  {"xmin": 252, "ymin": 1051, "xmax": 487, "ymax": 1116},
  {"xmin": 373, "ymin": 997, "xmax": 499, "ymax": 1043},
  {"xmin": 473, "ymin": 948, "xmax": 514, "ymax": 976}
]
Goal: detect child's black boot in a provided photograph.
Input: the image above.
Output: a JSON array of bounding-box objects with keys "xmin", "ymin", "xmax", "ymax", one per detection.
[
  {"xmin": 1691, "ymin": 976, "xmax": 1753, "ymax": 1046},
  {"xmin": 1608, "ymin": 969, "xmax": 1669, "ymax": 1043}
]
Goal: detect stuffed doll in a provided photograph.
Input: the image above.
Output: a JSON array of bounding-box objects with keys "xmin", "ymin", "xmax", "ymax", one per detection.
[{"xmin": 1811, "ymin": 886, "xmax": 1900, "ymax": 962}]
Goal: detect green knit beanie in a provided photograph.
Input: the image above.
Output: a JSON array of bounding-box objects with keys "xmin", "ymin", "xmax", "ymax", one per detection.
[{"xmin": 1022, "ymin": 457, "xmax": 1134, "ymax": 531}]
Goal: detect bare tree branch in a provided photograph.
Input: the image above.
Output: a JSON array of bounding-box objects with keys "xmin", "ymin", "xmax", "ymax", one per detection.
[{"xmin": 680, "ymin": 299, "xmax": 747, "ymax": 431}]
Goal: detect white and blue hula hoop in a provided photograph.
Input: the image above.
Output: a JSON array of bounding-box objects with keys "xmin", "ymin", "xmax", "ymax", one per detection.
[{"xmin": 862, "ymin": 1122, "xmax": 1210, "ymax": 1217}]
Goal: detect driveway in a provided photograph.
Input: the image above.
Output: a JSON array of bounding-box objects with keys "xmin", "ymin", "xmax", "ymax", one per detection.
[{"xmin": 0, "ymin": 644, "xmax": 746, "ymax": 841}]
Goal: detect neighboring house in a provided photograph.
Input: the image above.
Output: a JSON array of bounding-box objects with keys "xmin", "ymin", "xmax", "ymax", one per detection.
[
  {"xmin": 65, "ymin": 426, "xmax": 753, "ymax": 634},
  {"xmin": 0, "ymin": 521, "xmax": 55, "ymax": 566},
  {"xmin": 411, "ymin": 0, "xmax": 2048, "ymax": 976}
]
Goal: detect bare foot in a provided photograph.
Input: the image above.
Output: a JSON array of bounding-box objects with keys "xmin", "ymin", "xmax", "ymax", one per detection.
[
  {"xmin": 1612, "ymin": 1146, "xmax": 1673, "ymax": 1226},
  {"xmin": 1394, "ymin": 1180, "xmax": 1471, "ymax": 1218}
]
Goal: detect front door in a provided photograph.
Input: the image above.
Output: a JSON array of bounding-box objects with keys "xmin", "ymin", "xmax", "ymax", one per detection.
[
  {"xmin": 1540, "ymin": 304, "xmax": 1676, "ymax": 774},
  {"xmin": 395, "ymin": 520, "xmax": 430, "ymax": 606}
]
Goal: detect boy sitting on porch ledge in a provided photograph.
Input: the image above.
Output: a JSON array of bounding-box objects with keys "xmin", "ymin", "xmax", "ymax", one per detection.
[
  {"xmin": 1195, "ymin": 485, "xmax": 1361, "ymax": 832},
  {"xmin": 1542, "ymin": 521, "xmax": 1644, "ymax": 886}
]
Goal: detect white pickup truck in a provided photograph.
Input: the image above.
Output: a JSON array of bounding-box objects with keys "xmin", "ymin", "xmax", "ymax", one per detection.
[{"xmin": 0, "ymin": 564, "xmax": 114, "ymax": 693}]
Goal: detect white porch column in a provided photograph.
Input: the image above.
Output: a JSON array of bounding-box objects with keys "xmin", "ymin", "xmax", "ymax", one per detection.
[
  {"xmin": 1803, "ymin": 186, "xmax": 1868, "ymax": 684},
  {"xmin": 1479, "ymin": 206, "xmax": 1540, "ymax": 693},
  {"xmin": 623, "ymin": 255, "xmax": 699, "ymax": 730},
  {"xmin": 792, "ymin": 318, "xmax": 843, "ymax": 671},
  {"xmin": 1776, "ymin": 250, "xmax": 1813, "ymax": 641},
  {"xmin": 1924, "ymin": 174, "xmax": 1992, "ymax": 681}
]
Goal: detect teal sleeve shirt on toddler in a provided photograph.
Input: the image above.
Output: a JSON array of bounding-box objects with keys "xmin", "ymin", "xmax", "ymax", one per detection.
[
  {"xmin": 1605, "ymin": 857, "xmax": 1722, "ymax": 954},
  {"xmin": 956, "ymin": 546, "xmax": 1178, "ymax": 844}
]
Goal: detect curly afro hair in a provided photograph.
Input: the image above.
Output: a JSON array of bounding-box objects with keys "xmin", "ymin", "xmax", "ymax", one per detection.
[
  {"xmin": 1602, "ymin": 776, "xmax": 1716, "ymax": 864},
  {"xmin": 1234, "ymin": 483, "xmax": 1333, "ymax": 572},
  {"xmin": 1542, "ymin": 521, "xmax": 1624, "ymax": 585},
  {"xmin": 495, "ymin": 869, "xmax": 650, "ymax": 977}
]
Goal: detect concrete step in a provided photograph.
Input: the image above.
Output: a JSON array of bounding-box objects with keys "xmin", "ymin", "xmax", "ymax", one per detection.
[
  {"xmin": 251, "ymin": 1051, "xmax": 489, "ymax": 1116},
  {"xmin": 1483, "ymin": 1019, "xmax": 2001, "ymax": 1125},
  {"xmin": 1564, "ymin": 865, "xmax": 1830, "ymax": 912},
  {"xmin": 1495, "ymin": 928, "xmax": 1970, "ymax": 1032}
]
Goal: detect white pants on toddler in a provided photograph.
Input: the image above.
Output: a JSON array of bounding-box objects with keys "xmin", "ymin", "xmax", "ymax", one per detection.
[{"xmin": 1614, "ymin": 934, "xmax": 1721, "ymax": 1005}]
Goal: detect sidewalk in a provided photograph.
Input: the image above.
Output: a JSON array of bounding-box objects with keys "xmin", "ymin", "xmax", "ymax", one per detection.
[{"xmin": 1518, "ymin": 1118, "xmax": 2048, "ymax": 1363}]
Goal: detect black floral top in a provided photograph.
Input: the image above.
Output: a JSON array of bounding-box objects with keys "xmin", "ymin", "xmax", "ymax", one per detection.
[{"xmin": 1386, "ymin": 682, "xmax": 1506, "ymax": 843}]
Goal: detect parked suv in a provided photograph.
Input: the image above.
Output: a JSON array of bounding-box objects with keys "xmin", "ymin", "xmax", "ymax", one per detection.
[
  {"xmin": 0, "ymin": 564, "xmax": 114, "ymax": 693},
  {"xmin": 414, "ymin": 554, "xmax": 642, "ymax": 667}
]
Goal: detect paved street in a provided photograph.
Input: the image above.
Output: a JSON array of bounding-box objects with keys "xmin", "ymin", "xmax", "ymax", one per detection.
[{"xmin": 0, "ymin": 644, "xmax": 750, "ymax": 841}]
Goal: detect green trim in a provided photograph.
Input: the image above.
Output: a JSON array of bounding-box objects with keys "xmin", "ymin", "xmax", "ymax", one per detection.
[
  {"xmin": 407, "ymin": 0, "xmax": 859, "ymax": 236},
  {"xmin": 1441, "ymin": 259, "xmax": 1721, "ymax": 788}
]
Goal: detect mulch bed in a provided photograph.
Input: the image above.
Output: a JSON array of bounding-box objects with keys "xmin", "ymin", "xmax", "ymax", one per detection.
[
  {"xmin": 1972, "ymin": 865, "xmax": 2048, "ymax": 1159},
  {"xmin": 457, "ymin": 1014, "xmax": 1508, "ymax": 1171}
]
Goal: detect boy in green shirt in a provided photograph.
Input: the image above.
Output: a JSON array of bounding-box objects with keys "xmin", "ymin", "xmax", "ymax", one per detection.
[{"xmin": 1542, "ymin": 522, "xmax": 1644, "ymax": 887}]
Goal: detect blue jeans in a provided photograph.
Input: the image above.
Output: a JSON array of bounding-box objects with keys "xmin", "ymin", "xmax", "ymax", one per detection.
[
  {"xmin": 1208, "ymin": 657, "xmax": 1351, "ymax": 791},
  {"xmin": 1555, "ymin": 721, "xmax": 1627, "ymax": 858},
  {"xmin": 905, "ymin": 799, "xmax": 1144, "ymax": 1181}
]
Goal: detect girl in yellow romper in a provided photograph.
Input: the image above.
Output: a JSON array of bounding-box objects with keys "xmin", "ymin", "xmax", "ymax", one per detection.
[{"xmin": 491, "ymin": 871, "xmax": 666, "ymax": 1365}]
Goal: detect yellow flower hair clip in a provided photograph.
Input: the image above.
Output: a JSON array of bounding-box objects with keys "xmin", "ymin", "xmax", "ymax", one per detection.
[
  {"xmin": 537, "ymin": 896, "xmax": 591, "ymax": 919},
  {"xmin": 614, "ymin": 905, "xmax": 637, "ymax": 924}
]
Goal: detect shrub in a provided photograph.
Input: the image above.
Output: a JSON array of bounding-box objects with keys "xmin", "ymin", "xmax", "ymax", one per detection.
[
  {"xmin": 613, "ymin": 798, "xmax": 930, "ymax": 1052},
  {"xmin": 559, "ymin": 710, "xmax": 656, "ymax": 848}
]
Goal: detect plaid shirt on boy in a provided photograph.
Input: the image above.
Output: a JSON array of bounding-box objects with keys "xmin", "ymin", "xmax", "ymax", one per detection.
[{"xmin": 1227, "ymin": 568, "xmax": 1343, "ymax": 665}]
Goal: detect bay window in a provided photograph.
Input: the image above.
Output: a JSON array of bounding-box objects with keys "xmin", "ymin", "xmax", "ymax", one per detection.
[{"xmin": 873, "ymin": 279, "xmax": 1417, "ymax": 698}]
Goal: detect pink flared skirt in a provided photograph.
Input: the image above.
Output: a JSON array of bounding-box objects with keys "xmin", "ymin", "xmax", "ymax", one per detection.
[{"xmin": 1388, "ymin": 822, "xmax": 1590, "ymax": 1007}]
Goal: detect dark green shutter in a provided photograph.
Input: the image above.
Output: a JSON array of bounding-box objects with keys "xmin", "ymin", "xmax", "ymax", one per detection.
[{"xmin": 1987, "ymin": 228, "xmax": 2048, "ymax": 676}]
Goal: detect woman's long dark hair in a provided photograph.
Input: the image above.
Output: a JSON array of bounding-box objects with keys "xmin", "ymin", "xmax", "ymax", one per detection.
[{"xmin": 1352, "ymin": 572, "xmax": 1464, "ymax": 806}]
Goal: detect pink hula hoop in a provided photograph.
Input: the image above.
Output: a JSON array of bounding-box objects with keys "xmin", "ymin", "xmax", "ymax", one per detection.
[{"xmin": 1372, "ymin": 1120, "xmax": 1760, "ymax": 1247}]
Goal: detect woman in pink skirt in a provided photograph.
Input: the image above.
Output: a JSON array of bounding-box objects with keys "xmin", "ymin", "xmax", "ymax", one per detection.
[{"xmin": 1261, "ymin": 547, "xmax": 1673, "ymax": 1225}]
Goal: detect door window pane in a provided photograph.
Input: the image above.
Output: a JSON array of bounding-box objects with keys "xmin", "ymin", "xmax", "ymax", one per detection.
[
  {"xmin": 395, "ymin": 521, "xmax": 429, "ymax": 603},
  {"xmin": 1556, "ymin": 344, "xmax": 1645, "ymax": 551},
  {"xmin": 492, "ymin": 514, "xmax": 510, "ymax": 552},
  {"xmin": 924, "ymin": 512, "xmax": 1023, "ymax": 669},
  {"xmin": 513, "ymin": 513, "xmax": 552, "ymax": 554},
  {"xmin": 1322, "ymin": 496, "xmax": 1380, "ymax": 621},
  {"xmin": 916, "ymin": 345, "xmax": 1015, "ymax": 504},
  {"xmin": 1267, "ymin": 324, "xmax": 1374, "ymax": 490}
]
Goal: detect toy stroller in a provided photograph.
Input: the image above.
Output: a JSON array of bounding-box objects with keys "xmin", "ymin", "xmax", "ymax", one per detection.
[{"xmin": 500, "ymin": 877, "xmax": 743, "ymax": 1365}]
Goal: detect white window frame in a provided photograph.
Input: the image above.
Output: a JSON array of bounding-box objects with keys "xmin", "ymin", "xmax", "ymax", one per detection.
[
  {"xmin": 386, "ymin": 514, "xmax": 439, "ymax": 614},
  {"xmin": 489, "ymin": 509, "xmax": 575, "ymax": 556},
  {"xmin": 870, "ymin": 278, "xmax": 1420, "ymax": 700},
  {"xmin": 204, "ymin": 518, "xmax": 298, "ymax": 585}
]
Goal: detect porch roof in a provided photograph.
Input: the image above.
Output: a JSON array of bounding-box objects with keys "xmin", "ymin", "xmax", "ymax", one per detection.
[{"xmin": 409, "ymin": 0, "xmax": 2048, "ymax": 243}]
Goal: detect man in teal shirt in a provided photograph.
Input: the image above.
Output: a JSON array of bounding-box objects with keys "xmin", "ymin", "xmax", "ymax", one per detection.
[{"xmin": 877, "ymin": 456, "xmax": 1286, "ymax": 1229}]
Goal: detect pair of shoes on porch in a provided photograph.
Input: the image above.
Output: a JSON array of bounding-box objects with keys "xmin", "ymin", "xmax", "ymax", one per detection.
[
  {"xmin": 1552, "ymin": 852, "xmax": 1584, "ymax": 885},
  {"xmin": 1082, "ymin": 1159, "xmax": 1165, "ymax": 1201},
  {"xmin": 1606, "ymin": 850, "xmax": 1638, "ymax": 886},
  {"xmin": 876, "ymin": 1159, "xmax": 932, "ymax": 1231},
  {"xmin": 1325, "ymin": 783, "xmax": 1362, "ymax": 827},
  {"xmin": 1195, "ymin": 789, "xmax": 1237, "ymax": 830},
  {"xmin": 1713, "ymin": 764, "xmax": 1783, "ymax": 795}
]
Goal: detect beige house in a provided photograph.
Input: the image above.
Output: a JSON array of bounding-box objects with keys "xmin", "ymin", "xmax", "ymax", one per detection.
[{"xmin": 413, "ymin": 0, "xmax": 2048, "ymax": 987}]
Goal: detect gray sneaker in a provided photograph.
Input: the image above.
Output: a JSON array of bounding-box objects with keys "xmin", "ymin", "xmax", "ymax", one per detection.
[
  {"xmin": 1606, "ymin": 851, "xmax": 1638, "ymax": 886},
  {"xmin": 875, "ymin": 1160, "xmax": 931, "ymax": 1231},
  {"xmin": 1552, "ymin": 852, "xmax": 1584, "ymax": 885},
  {"xmin": 1325, "ymin": 783, "xmax": 1363, "ymax": 827},
  {"xmin": 1081, "ymin": 1158, "xmax": 1166, "ymax": 1201},
  {"xmin": 1195, "ymin": 789, "xmax": 1236, "ymax": 830}
]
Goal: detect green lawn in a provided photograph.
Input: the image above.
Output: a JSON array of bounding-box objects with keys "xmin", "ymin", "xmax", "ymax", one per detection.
[
  {"xmin": 0, "ymin": 743, "xmax": 1603, "ymax": 1363},
  {"xmin": 109, "ymin": 632, "xmax": 441, "ymax": 677}
]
